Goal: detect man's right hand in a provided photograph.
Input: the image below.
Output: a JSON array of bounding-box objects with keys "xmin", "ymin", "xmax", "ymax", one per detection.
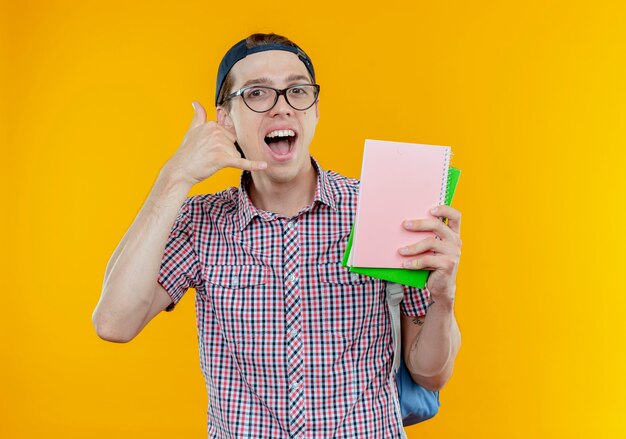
[{"xmin": 162, "ymin": 101, "xmax": 267, "ymax": 187}]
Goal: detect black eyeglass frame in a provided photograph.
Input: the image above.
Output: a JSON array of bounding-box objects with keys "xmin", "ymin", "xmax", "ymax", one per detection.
[{"xmin": 220, "ymin": 83, "xmax": 321, "ymax": 113}]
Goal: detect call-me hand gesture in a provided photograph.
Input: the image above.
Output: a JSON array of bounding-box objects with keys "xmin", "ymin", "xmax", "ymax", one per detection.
[{"xmin": 162, "ymin": 101, "xmax": 266, "ymax": 187}]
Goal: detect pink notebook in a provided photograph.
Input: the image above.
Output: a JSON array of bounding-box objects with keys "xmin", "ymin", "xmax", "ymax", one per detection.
[{"xmin": 349, "ymin": 139, "xmax": 451, "ymax": 268}]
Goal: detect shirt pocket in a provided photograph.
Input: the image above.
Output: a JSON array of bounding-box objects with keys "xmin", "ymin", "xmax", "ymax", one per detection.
[
  {"xmin": 317, "ymin": 262, "xmax": 387, "ymax": 344},
  {"xmin": 207, "ymin": 264, "xmax": 268, "ymax": 290},
  {"xmin": 205, "ymin": 264, "xmax": 272, "ymax": 343},
  {"xmin": 205, "ymin": 264, "xmax": 283, "ymax": 404}
]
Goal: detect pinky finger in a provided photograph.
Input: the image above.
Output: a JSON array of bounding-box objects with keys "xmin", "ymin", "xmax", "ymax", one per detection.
[{"xmin": 227, "ymin": 157, "xmax": 267, "ymax": 171}]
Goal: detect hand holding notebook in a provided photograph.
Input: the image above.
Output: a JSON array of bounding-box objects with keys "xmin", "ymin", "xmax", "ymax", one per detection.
[{"xmin": 343, "ymin": 139, "xmax": 460, "ymax": 288}]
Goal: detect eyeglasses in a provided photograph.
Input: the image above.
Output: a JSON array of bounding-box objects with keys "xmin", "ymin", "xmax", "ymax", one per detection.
[{"xmin": 221, "ymin": 83, "xmax": 320, "ymax": 113}]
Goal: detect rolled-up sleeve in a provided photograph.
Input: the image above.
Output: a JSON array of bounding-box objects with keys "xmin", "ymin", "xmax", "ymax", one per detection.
[
  {"xmin": 157, "ymin": 197, "xmax": 203, "ymax": 312},
  {"xmin": 400, "ymin": 284, "xmax": 431, "ymax": 317}
]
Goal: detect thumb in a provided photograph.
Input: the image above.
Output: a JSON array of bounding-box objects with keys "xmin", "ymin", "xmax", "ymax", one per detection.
[{"xmin": 189, "ymin": 101, "xmax": 207, "ymax": 129}]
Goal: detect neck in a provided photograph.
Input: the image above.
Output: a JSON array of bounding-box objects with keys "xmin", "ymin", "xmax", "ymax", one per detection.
[{"xmin": 248, "ymin": 161, "xmax": 318, "ymax": 218}]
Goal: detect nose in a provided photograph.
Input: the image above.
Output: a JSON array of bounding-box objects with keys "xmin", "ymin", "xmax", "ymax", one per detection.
[{"xmin": 269, "ymin": 91, "xmax": 292, "ymax": 116}]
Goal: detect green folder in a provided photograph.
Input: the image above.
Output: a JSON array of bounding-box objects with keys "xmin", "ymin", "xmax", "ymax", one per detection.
[{"xmin": 341, "ymin": 167, "xmax": 461, "ymax": 288}]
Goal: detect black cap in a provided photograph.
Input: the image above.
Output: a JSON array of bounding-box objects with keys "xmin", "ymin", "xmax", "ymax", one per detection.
[{"xmin": 215, "ymin": 38, "xmax": 316, "ymax": 106}]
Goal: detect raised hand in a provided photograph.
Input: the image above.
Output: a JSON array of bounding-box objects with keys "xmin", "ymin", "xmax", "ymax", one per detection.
[{"xmin": 162, "ymin": 101, "xmax": 266, "ymax": 187}]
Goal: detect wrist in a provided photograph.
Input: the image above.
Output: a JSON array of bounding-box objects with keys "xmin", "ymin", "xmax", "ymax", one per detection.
[
  {"xmin": 148, "ymin": 167, "xmax": 193, "ymax": 208},
  {"xmin": 425, "ymin": 286, "xmax": 455, "ymax": 312},
  {"xmin": 158, "ymin": 163, "xmax": 195, "ymax": 193}
]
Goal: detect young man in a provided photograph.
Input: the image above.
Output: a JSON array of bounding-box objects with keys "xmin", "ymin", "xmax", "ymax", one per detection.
[{"xmin": 93, "ymin": 33, "xmax": 461, "ymax": 438}]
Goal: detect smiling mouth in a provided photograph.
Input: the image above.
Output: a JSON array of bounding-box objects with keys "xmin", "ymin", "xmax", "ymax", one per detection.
[{"xmin": 264, "ymin": 129, "xmax": 296, "ymax": 155}]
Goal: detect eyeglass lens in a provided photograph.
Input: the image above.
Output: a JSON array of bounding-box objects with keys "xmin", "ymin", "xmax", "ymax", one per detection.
[{"xmin": 242, "ymin": 85, "xmax": 318, "ymax": 112}]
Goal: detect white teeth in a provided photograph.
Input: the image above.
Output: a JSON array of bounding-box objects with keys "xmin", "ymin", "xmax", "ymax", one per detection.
[{"xmin": 266, "ymin": 129, "xmax": 295, "ymax": 138}]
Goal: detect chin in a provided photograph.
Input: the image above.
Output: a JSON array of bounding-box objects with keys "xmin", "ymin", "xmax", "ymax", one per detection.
[{"xmin": 265, "ymin": 164, "xmax": 301, "ymax": 183}]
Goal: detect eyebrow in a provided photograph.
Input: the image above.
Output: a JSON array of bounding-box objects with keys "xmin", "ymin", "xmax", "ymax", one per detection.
[{"xmin": 240, "ymin": 74, "xmax": 312, "ymax": 88}]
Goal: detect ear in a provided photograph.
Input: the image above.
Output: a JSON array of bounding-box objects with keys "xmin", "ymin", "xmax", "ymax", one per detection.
[
  {"xmin": 314, "ymin": 98, "xmax": 320, "ymax": 123},
  {"xmin": 216, "ymin": 106, "xmax": 236, "ymax": 135}
]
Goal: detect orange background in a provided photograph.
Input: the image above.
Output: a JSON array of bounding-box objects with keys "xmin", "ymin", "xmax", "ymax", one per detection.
[{"xmin": 3, "ymin": 0, "xmax": 626, "ymax": 437}]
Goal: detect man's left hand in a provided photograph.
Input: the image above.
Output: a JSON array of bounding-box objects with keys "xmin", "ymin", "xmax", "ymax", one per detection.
[{"xmin": 398, "ymin": 205, "xmax": 462, "ymax": 305}]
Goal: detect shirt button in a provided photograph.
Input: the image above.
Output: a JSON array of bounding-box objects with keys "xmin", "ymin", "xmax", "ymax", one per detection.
[
  {"xmin": 350, "ymin": 273, "xmax": 359, "ymax": 282},
  {"xmin": 288, "ymin": 220, "xmax": 297, "ymax": 229},
  {"xmin": 288, "ymin": 274, "xmax": 296, "ymax": 282},
  {"xmin": 288, "ymin": 328, "xmax": 298, "ymax": 337},
  {"xmin": 231, "ymin": 278, "xmax": 239, "ymax": 287},
  {"xmin": 290, "ymin": 382, "xmax": 300, "ymax": 391}
]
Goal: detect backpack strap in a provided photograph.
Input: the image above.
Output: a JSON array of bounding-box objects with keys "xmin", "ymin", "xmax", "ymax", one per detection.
[{"xmin": 386, "ymin": 282, "xmax": 404, "ymax": 374}]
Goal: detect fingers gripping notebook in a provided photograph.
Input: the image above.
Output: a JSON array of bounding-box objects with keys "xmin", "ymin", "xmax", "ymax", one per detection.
[
  {"xmin": 348, "ymin": 139, "xmax": 452, "ymax": 269},
  {"xmin": 343, "ymin": 165, "xmax": 460, "ymax": 288}
]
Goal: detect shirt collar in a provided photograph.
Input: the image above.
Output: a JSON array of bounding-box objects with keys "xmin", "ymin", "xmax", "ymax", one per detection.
[{"xmin": 236, "ymin": 156, "xmax": 337, "ymax": 231}]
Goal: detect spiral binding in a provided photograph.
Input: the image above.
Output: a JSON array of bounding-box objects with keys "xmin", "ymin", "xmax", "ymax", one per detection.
[{"xmin": 439, "ymin": 148, "xmax": 452, "ymax": 205}]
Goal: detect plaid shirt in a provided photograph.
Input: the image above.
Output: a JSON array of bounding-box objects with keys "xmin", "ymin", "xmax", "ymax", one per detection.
[{"xmin": 158, "ymin": 158, "xmax": 430, "ymax": 438}]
